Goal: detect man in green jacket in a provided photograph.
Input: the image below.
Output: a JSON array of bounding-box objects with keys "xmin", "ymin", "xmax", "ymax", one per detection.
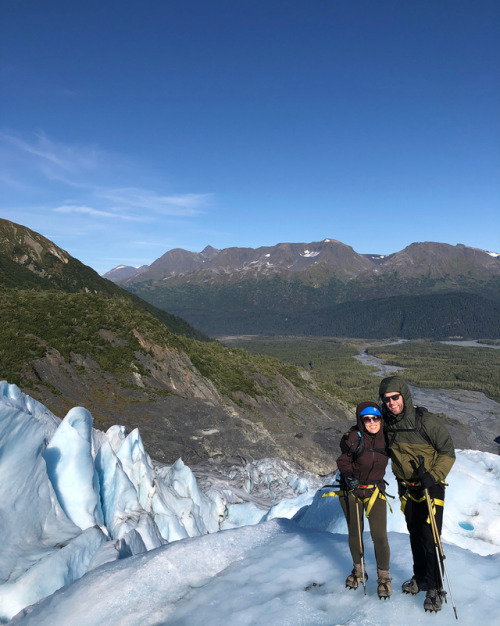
[{"xmin": 379, "ymin": 375, "xmax": 455, "ymax": 613}]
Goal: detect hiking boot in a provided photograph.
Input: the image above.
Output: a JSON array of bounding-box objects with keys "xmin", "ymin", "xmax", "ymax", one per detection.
[
  {"xmin": 345, "ymin": 565, "xmax": 368, "ymax": 590},
  {"xmin": 377, "ymin": 569, "xmax": 392, "ymax": 599},
  {"xmin": 424, "ymin": 589, "xmax": 443, "ymax": 613},
  {"xmin": 402, "ymin": 577, "xmax": 426, "ymax": 595}
]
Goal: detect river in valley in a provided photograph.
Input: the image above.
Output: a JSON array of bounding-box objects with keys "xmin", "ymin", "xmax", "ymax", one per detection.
[{"xmin": 355, "ymin": 346, "xmax": 500, "ymax": 454}]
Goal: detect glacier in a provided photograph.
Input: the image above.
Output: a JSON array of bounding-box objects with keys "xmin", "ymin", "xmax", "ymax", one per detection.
[{"xmin": 0, "ymin": 381, "xmax": 498, "ymax": 625}]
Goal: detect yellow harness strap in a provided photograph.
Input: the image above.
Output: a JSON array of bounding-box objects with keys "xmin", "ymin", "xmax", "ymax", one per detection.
[
  {"xmin": 400, "ymin": 494, "xmax": 406, "ymax": 514},
  {"xmin": 426, "ymin": 498, "xmax": 444, "ymax": 524},
  {"xmin": 321, "ymin": 486, "xmax": 393, "ymax": 516},
  {"xmin": 400, "ymin": 494, "xmax": 445, "ymax": 522},
  {"xmin": 362, "ymin": 486, "xmax": 393, "ymax": 517},
  {"xmin": 399, "ymin": 478, "xmax": 447, "ymax": 514},
  {"xmin": 322, "ymin": 490, "xmax": 346, "ymax": 498},
  {"xmin": 400, "ymin": 493, "xmax": 423, "ymax": 514}
]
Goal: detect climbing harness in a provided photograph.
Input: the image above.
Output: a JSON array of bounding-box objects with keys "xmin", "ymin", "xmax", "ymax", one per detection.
[{"xmin": 322, "ymin": 483, "xmax": 394, "ymax": 517}]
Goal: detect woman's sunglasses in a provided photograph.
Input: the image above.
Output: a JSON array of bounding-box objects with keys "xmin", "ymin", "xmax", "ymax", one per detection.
[{"xmin": 362, "ymin": 415, "xmax": 381, "ymax": 424}]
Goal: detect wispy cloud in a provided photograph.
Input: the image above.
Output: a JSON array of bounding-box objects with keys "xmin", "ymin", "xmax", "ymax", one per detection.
[
  {"xmin": 53, "ymin": 205, "xmax": 142, "ymax": 220},
  {"xmin": 1, "ymin": 131, "xmax": 103, "ymax": 178},
  {"xmin": 1, "ymin": 131, "xmax": 215, "ymax": 221},
  {"xmin": 0, "ymin": 131, "xmax": 221, "ymax": 273},
  {"xmin": 98, "ymin": 188, "xmax": 212, "ymax": 216},
  {"xmin": 134, "ymin": 240, "xmax": 174, "ymax": 246},
  {"xmin": 5, "ymin": 134, "xmax": 66, "ymax": 168}
]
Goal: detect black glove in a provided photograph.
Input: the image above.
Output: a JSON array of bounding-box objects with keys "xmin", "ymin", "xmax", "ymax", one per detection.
[
  {"xmin": 417, "ymin": 463, "xmax": 435, "ymax": 490},
  {"xmin": 342, "ymin": 472, "xmax": 360, "ymax": 491}
]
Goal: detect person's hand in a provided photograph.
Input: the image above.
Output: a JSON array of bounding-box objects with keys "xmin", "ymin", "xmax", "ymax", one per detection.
[
  {"xmin": 419, "ymin": 471, "xmax": 434, "ymax": 489},
  {"xmin": 417, "ymin": 463, "xmax": 435, "ymax": 489},
  {"xmin": 342, "ymin": 472, "xmax": 360, "ymax": 491}
]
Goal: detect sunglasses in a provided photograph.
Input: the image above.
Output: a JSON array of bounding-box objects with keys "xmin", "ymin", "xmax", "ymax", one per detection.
[
  {"xmin": 383, "ymin": 393, "xmax": 401, "ymax": 404},
  {"xmin": 362, "ymin": 415, "xmax": 381, "ymax": 424}
]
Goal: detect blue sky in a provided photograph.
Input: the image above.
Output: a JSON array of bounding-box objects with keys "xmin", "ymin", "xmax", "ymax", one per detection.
[{"xmin": 1, "ymin": 0, "xmax": 499, "ymax": 275}]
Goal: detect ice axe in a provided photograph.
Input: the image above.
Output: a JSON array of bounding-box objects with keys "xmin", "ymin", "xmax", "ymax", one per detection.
[
  {"xmin": 417, "ymin": 455, "xmax": 458, "ymax": 619},
  {"xmin": 354, "ymin": 490, "xmax": 367, "ymax": 595}
]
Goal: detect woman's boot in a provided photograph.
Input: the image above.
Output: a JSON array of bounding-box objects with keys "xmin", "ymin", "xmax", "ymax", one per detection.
[
  {"xmin": 345, "ymin": 564, "xmax": 368, "ymax": 590},
  {"xmin": 377, "ymin": 569, "xmax": 392, "ymax": 599}
]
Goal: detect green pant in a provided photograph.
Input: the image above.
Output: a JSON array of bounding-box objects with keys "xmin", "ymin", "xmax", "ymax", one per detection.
[{"xmin": 340, "ymin": 492, "xmax": 390, "ymax": 571}]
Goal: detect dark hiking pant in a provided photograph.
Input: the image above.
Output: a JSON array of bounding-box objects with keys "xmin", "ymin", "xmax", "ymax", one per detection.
[
  {"xmin": 402, "ymin": 482, "xmax": 445, "ymax": 591},
  {"xmin": 340, "ymin": 492, "xmax": 390, "ymax": 571}
]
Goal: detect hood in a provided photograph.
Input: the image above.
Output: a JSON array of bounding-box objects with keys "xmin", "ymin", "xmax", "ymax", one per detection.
[
  {"xmin": 378, "ymin": 375, "xmax": 414, "ymax": 424},
  {"xmin": 355, "ymin": 400, "xmax": 383, "ymax": 433}
]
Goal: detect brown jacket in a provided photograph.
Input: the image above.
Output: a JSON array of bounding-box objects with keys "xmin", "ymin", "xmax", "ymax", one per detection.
[{"xmin": 336, "ymin": 401, "xmax": 388, "ymax": 494}]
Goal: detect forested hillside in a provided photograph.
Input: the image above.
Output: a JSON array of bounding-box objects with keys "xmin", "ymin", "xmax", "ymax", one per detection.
[
  {"xmin": 0, "ymin": 219, "xmax": 352, "ymax": 472},
  {"xmin": 127, "ymin": 279, "xmax": 500, "ymax": 339},
  {"xmin": 120, "ymin": 240, "xmax": 500, "ymax": 339}
]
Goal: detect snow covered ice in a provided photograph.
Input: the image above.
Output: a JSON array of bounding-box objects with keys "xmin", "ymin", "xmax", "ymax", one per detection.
[{"xmin": 0, "ymin": 382, "xmax": 499, "ymax": 625}]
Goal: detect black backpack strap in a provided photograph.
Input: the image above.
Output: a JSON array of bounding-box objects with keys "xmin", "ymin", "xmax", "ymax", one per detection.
[
  {"xmin": 341, "ymin": 426, "xmax": 364, "ymax": 459},
  {"xmin": 386, "ymin": 407, "xmax": 432, "ymax": 448},
  {"xmin": 415, "ymin": 407, "xmax": 433, "ymax": 446},
  {"xmin": 349, "ymin": 430, "xmax": 364, "ymax": 458},
  {"xmin": 370, "ymin": 446, "xmax": 388, "ymax": 456},
  {"xmin": 386, "ymin": 430, "xmax": 397, "ymax": 450}
]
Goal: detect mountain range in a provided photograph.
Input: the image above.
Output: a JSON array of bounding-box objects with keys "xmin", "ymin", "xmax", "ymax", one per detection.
[
  {"xmin": 0, "ymin": 219, "xmax": 353, "ymax": 473},
  {"xmin": 104, "ymin": 239, "xmax": 500, "ymax": 339}
]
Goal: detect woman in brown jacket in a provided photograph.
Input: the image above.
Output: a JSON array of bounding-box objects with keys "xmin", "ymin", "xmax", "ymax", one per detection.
[{"xmin": 336, "ymin": 401, "xmax": 392, "ymax": 599}]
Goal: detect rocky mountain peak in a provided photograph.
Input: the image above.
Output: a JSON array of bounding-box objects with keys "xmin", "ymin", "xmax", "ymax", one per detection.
[
  {"xmin": 0, "ymin": 218, "xmax": 71, "ymax": 273},
  {"xmin": 201, "ymin": 245, "xmax": 220, "ymax": 257},
  {"xmin": 114, "ymin": 238, "xmax": 377, "ymax": 285},
  {"xmin": 102, "ymin": 265, "xmax": 149, "ymax": 282},
  {"xmin": 376, "ymin": 241, "xmax": 500, "ymax": 278}
]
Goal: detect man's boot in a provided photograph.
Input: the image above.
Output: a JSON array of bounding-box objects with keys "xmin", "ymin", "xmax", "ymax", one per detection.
[
  {"xmin": 377, "ymin": 569, "xmax": 392, "ymax": 599},
  {"xmin": 345, "ymin": 564, "xmax": 368, "ymax": 590},
  {"xmin": 402, "ymin": 577, "xmax": 426, "ymax": 595},
  {"xmin": 424, "ymin": 589, "xmax": 443, "ymax": 612}
]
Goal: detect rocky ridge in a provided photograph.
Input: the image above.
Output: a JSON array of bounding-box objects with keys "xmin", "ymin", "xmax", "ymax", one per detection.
[
  {"xmin": 0, "ymin": 219, "xmax": 352, "ymax": 473},
  {"xmin": 104, "ymin": 239, "xmax": 500, "ymax": 286},
  {"xmin": 28, "ymin": 332, "xmax": 351, "ymax": 474}
]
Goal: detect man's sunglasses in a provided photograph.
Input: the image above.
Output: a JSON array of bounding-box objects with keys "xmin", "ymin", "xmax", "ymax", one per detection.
[
  {"xmin": 362, "ymin": 415, "xmax": 381, "ymax": 424},
  {"xmin": 382, "ymin": 393, "xmax": 401, "ymax": 404}
]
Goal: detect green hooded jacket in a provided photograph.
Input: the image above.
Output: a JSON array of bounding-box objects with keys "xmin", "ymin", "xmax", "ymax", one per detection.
[{"xmin": 379, "ymin": 375, "xmax": 455, "ymax": 484}]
